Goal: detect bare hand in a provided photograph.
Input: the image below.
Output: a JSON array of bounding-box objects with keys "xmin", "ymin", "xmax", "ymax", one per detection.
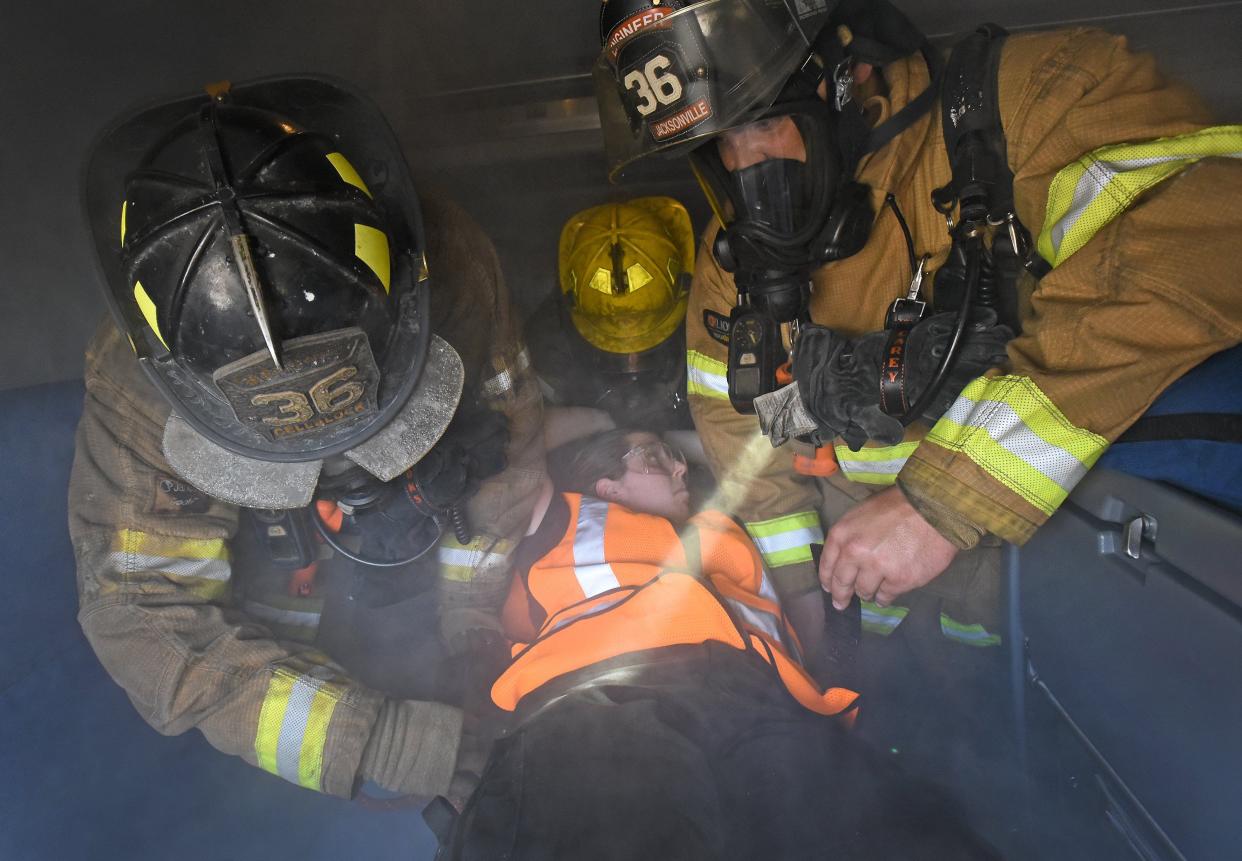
[{"xmin": 819, "ymin": 486, "xmax": 957, "ymax": 609}]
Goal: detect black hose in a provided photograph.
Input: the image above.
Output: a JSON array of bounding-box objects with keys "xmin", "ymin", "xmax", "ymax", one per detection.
[
  {"xmin": 899, "ymin": 233, "xmax": 981, "ymax": 424},
  {"xmin": 310, "ymin": 503, "xmax": 439, "ymax": 568}
]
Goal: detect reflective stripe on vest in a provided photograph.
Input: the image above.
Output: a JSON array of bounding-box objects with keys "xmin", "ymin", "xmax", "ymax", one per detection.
[
  {"xmin": 687, "ymin": 349, "xmax": 729, "ymax": 400},
  {"xmin": 109, "ymin": 529, "xmax": 231, "ymax": 601},
  {"xmin": 860, "ymin": 601, "xmax": 909, "ymax": 636},
  {"xmin": 927, "ymin": 375, "xmax": 1107, "ymax": 515},
  {"xmin": 744, "ymin": 510, "xmax": 824, "ymax": 568},
  {"xmin": 1037, "ymin": 125, "xmax": 1242, "ymax": 269},
  {"xmin": 833, "ymin": 440, "xmax": 921, "ymax": 485},
  {"xmin": 255, "ymin": 663, "xmax": 345, "ymax": 792},
  {"xmin": 724, "ymin": 597, "xmax": 786, "ymax": 644},
  {"xmin": 572, "ymin": 496, "xmax": 622, "ymax": 596}
]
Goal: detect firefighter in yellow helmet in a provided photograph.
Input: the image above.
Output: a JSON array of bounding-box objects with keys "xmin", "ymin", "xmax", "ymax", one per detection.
[{"xmin": 525, "ymin": 196, "xmax": 696, "ymax": 431}]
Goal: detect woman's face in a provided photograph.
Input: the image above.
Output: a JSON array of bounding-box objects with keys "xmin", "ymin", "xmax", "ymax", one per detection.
[{"xmin": 595, "ymin": 432, "xmax": 691, "ymax": 522}]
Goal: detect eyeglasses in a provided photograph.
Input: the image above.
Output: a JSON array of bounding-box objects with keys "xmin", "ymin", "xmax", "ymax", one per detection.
[{"xmin": 622, "ymin": 441, "xmax": 686, "ymax": 476}]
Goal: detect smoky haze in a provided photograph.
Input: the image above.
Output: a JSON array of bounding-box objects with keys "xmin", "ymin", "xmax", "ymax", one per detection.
[{"xmin": 1, "ymin": 0, "xmax": 1241, "ymax": 391}]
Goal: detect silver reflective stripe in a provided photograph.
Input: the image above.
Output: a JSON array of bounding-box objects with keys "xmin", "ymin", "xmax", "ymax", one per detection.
[
  {"xmin": 837, "ymin": 456, "xmax": 909, "ymax": 477},
  {"xmin": 548, "ymin": 596, "xmax": 626, "ymax": 633},
  {"xmin": 438, "ymin": 545, "xmax": 509, "ymax": 569},
  {"xmin": 243, "ymin": 601, "xmax": 322, "ymax": 628},
  {"xmin": 943, "ymin": 397, "xmax": 1088, "ymax": 493},
  {"xmin": 483, "ymin": 369, "xmax": 513, "ymax": 397},
  {"xmin": 1049, "ymin": 153, "xmax": 1189, "ymax": 253},
  {"xmin": 750, "ymin": 527, "xmax": 822, "ymax": 557},
  {"xmin": 483, "ymin": 348, "xmax": 531, "ymax": 397},
  {"xmin": 755, "ymin": 569, "xmax": 781, "ymax": 606},
  {"xmin": 861, "ymin": 604, "xmax": 906, "ymax": 631},
  {"xmin": 725, "ymin": 598, "xmax": 785, "ymax": 643},
  {"xmin": 275, "ymin": 673, "xmax": 327, "ymax": 783},
  {"xmin": 686, "ymin": 350, "xmax": 729, "ymax": 398},
  {"xmin": 108, "ymin": 551, "xmax": 230, "ymax": 581},
  {"xmin": 687, "ymin": 365, "xmax": 728, "ymax": 395},
  {"xmin": 572, "ymin": 497, "xmax": 621, "ymax": 597}
]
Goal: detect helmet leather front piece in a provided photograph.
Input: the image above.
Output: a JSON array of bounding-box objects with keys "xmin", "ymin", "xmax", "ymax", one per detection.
[{"xmin": 558, "ymin": 196, "xmax": 695, "ymax": 355}]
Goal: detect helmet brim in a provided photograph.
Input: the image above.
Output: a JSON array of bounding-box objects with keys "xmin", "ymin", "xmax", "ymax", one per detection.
[{"xmin": 162, "ymin": 335, "xmax": 465, "ymax": 508}]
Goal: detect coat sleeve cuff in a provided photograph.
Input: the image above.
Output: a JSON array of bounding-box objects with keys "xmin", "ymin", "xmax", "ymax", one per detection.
[
  {"xmin": 900, "ymin": 449, "xmax": 1043, "ymax": 545},
  {"xmin": 768, "ymin": 559, "xmax": 821, "ymax": 599},
  {"xmin": 357, "ymin": 699, "xmax": 464, "ymax": 798},
  {"xmin": 896, "ymin": 476, "xmax": 987, "ymax": 550}
]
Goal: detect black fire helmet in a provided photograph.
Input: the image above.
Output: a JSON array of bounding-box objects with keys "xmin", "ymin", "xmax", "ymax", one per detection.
[{"xmin": 83, "ymin": 76, "xmax": 465, "ymax": 509}]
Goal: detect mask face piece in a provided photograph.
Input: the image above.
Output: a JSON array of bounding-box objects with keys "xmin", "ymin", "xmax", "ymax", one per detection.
[{"xmin": 693, "ymin": 106, "xmax": 858, "ymax": 322}]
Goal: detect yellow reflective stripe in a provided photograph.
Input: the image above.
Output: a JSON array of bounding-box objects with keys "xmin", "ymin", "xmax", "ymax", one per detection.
[
  {"xmin": 255, "ymin": 670, "xmax": 295, "ymax": 776},
  {"xmin": 354, "ymin": 224, "xmax": 391, "ymax": 293},
  {"xmin": 745, "ymin": 511, "xmax": 823, "ymax": 568},
  {"xmin": 120, "ymin": 200, "xmax": 128, "ymax": 246},
  {"xmin": 834, "ymin": 441, "xmax": 920, "ymax": 485},
  {"xmin": 325, "ymin": 152, "xmax": 373, "ymax": 198},
  {"xmin": 928, "ymin": 376, "xmax": 1107, "ymax": 515},
  {"xmin": 940, "ymin": 614, "xmax": 1002, "ymax": 647},
  {"xmin": 438, "ymin": 535, "xmax": 517, "ymax": 583},
  {"xmin": 861, "ymin": 601, "xmax": 908, "ymax": 636},
  {"xmin": 687, "ymin": 350, "xmax": 729, "ymax": 400},
  {"xmin": 132, "ymin": 282, "xmax": 168, "ymax": 350},
  {"xmin": 109, "ymin": 529, "xmax": 231, "ymax": 599},
  {"xmin": 1037, "ymin": 125, "xmax": 1242, "ymax": 268},
  {"xmin": 254, "ymin": 666, "xmax": 344, "ymax": 792},
  {"xmin": 113, "ymin": 529, "xmax": 229, "ymax": 561}
]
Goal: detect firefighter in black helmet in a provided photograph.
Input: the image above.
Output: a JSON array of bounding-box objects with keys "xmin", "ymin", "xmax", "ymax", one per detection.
[{"xmin": 70, "ymin": 77, "xmax": 545, "ymax": 801}]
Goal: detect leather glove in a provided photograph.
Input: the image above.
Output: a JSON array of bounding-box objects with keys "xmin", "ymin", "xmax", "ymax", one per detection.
[
  {"xmin": 794, "ymin": 325, "xmax": 906, "ymax": 450},
  {"xmin": 902, "ymin": 309, "xmax": 1012, "ymax": 424},
  {"xmin": 793, "ymin": 312, "xmax": 1012, "ymax": 451},
  {"xmin": 410, "ymin": 404, "xmax": 509, "ymax": 510}
]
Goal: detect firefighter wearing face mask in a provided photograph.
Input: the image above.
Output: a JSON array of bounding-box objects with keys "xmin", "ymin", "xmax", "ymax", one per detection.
[
  {"xmin": 524, "ymin": 197, "xmax": 696, "ymax": 431},
  {"xmin": 70, "ymin": 77, "xmax": 545, "ymax": 800},
  {"xmin": 592, "ymin": 0, "xmax": 1242, "ymax": 660}
]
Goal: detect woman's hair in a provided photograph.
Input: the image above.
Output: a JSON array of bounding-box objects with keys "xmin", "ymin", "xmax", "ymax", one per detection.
[{"xmin": 547, "ymin": 428, "xmax": 634, "ymax": 495}]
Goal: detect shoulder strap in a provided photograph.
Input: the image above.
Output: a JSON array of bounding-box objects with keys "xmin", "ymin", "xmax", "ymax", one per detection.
[{"xmin": 931, "ymin": 24, "xmax": 1016, "ymax": 224}]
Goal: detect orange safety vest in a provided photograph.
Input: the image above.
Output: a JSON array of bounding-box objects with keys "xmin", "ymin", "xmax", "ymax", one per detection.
[{"xmin": 493, "ymin": 493, "xmax": 858, "ymax": 720}]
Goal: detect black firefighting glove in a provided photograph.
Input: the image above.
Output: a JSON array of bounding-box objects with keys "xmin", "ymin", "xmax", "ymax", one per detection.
[
  {"xmin": 794, "ymin": 325, "xmax": 905, "ymax": 450},
  {"xmin": 410, "ymin": 405, "xmax": 510, "ymax": 510},
  {"xmin": 794, "ymin": 311, "xmax": 1012, "ymax": 451},
  {"xmin": 902, "ymin": 310, "xmax": 1012, "ymax": 424}
]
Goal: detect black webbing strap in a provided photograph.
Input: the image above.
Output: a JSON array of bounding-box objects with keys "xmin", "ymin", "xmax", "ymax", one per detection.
[
  {"xmin": 931, "ymin": 24, "xmax": 1015, "ymax": 222},
  {"xmin": 1115, "ymin": 413, "xmax": 1242, "ymax": 445}
]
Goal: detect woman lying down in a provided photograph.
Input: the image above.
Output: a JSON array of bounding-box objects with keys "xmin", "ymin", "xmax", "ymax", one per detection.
[{"xmin": 439, "ymin": 429, "xmax": 997, "ymax": 860}]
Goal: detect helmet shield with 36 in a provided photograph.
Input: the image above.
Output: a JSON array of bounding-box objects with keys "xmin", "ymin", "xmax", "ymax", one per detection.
[
  {"xmin": 593, "ymin": 0, "xmax": 833, "ymax": 179},
  {"xmin": 84, "ymin": 77, "xmax": 464, "ymax": 508}
]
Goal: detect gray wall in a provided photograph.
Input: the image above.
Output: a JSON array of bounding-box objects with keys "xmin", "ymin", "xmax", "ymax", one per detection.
[{"xmin": 3, "ymin": 0, "xmax": 1240, "ymax": 390}]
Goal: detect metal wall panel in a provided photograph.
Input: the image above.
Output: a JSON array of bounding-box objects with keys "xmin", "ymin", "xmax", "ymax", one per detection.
[{"xmin": 2, "ymin": 0, "xmax": 1239, "ymax": 388}]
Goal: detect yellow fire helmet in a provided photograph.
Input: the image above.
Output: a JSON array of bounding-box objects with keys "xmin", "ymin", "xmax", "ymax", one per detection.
[{"xmin": 558, "ymin": 196, "xmax": 695, "ymax": 355}]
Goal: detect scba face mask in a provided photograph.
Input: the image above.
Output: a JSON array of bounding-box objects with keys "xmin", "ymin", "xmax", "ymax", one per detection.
[{"xmin": 690, "ymin": 101, "xmax": 873, "ymax": 323}]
